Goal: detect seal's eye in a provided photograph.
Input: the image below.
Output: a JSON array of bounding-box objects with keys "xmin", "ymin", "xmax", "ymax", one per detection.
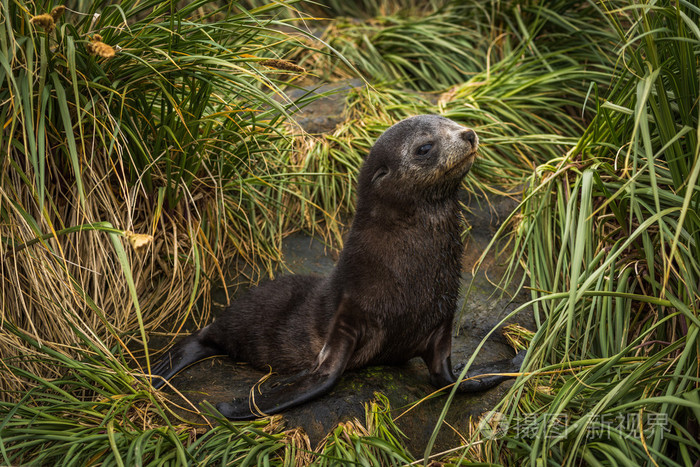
[{"xmin": 416, "ymin": 143, "xmax": 433, "ymax": 157}]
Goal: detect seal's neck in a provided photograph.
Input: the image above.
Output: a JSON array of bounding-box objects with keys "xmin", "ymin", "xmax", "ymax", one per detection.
[{"xmin": 353, "ymin": 192, "xmax": 461, "ymax": 231}]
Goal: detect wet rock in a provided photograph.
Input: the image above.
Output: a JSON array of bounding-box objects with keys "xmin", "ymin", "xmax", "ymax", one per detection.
[{"xmin": 282, "ymin": 79, "xmax": 366, "ymax": 134}]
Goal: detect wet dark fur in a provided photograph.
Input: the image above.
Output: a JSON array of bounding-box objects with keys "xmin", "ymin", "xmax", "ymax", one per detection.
[{"xmin": 151, "ymin": 115, "xmax": 525, "ymax": 419}]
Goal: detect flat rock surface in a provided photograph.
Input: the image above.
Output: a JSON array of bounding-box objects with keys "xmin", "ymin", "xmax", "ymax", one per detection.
[
  {"xmin": 279, "ymin": 79, "xmax": 366, "ymax": 134},
  {"xmin": 155, "ymin": 189, "xmax": 533, "ymax": 457}
]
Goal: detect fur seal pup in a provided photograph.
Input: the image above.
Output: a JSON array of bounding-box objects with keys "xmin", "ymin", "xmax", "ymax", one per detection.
[{"xmin": 150, "ymin": 115, "xmax": 525, "ymax": 420}]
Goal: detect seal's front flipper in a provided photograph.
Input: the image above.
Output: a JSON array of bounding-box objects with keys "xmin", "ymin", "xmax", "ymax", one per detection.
[
  {"xmin": 216, "ymin": 339, "xmax": 355, "ymax": 420},
  {"xmin": 456, "ymin": 349, "xmax": 526, "ymax": 392},
  {"xmin": 150, "ymin": 329, "xmax": 219, "ymax": 389},
  {"xmin": 216, "ymin": 368, "xmax": 342, "ymax": 420},
  {"xmin": 217, "ymin": 296, "xmax": 360, "ymax": 419}
]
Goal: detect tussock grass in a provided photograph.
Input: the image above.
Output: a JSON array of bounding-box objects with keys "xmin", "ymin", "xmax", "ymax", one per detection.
[
  {"xmin": 0, "ymin": 0, "xmax": 320, "ymax": 396},
  {"xmin": 313, "ymin": 395, "xmax": 414, "ymax": 465},
  {"xmin": 279, "ymin": 0, "xmax": 616, "ymax": 230},
  {"xmin": 1, "ymin": 322, "xmax": 410, "ymax": 464},
  {"xmin": 460, "ymin": 1, "xmax": 700, "ymax": 464}
]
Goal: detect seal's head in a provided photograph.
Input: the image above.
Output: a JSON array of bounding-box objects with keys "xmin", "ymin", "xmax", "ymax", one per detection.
[{"xmin": 358, "ymin": 115, "xmax": 478, "ymax": 204}]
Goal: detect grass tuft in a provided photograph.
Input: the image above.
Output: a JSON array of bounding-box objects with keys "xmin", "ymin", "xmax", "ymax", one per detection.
[
  {"xmin": 0, "ymin": 0, "xmax": 325, "ymax": 396},
  {"xmin": 467, "ymin": 1, "xmax": 700, "ymax": 463}
]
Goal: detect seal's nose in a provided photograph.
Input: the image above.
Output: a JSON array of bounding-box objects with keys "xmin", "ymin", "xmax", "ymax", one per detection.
[{"xmin": 460, "ymin": 129, "xmax": 477, "ymax": 147}]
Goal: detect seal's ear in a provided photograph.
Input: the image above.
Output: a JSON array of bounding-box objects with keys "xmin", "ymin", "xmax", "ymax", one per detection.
[{"xmin": 371, "ymin": 166, "xmax": 389, "ymax": 184}]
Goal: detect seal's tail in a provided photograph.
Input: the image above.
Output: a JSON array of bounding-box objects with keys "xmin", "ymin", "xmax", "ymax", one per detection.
[{"xmin": 150, "ymin": 328, "xmax": 219, "ymax": 389}]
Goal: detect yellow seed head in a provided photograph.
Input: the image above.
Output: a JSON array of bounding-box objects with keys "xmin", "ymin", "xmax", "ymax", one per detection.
[
  {"xmin": 50, "ymin": 5, "xmax": 66, "ymax": 21},
  {"xmin": 92, "ymin": 41, "xmax": 115, "ymax": 58},
  {"xmin": 30, "ymin": 13, "xmax": 55, "ymax": 31},
  {"xmin": 87, "ymin": 35, "xmax": 115, "ymax": 58},
  {"xmin": 260, "ymin": 59, "xmax": 306, "ymax": 74}
]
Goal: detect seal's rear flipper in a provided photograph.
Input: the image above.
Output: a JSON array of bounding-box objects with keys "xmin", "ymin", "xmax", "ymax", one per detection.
[
  {"xmin": 150, "ymin": 331, "xmax": 219, "ymax": 389},
  {"xmin": 456, "ymin": 349, "xmax": 526, "ymax": 392}
]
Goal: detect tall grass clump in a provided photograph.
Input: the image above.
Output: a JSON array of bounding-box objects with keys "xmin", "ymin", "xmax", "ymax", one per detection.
[
  {"xmin": 288, "ymin": 0, "xmax": 614, "ymax": 91},
  {"xmin": 0, "ymin": 322, "xmax": 311, "ymax": 465},
  {"xmin": 0, "ymin": 0, "xmax": 320, "ymax": 399},
  {"xmin": 465, "ymin": 1, "xmax": 700, "ymax": 464},
  {"xmin": 276, "ymin": 0, "xmax": 621, "ymax": 238},
  {"xmin": 285, "ymin": 41, "xmax": 615, "ymax": 234}
]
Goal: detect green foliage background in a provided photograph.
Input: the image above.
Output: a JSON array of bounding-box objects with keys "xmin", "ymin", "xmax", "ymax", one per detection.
[{"xmin": 0, "ymin": 0, "xmax": 698, "ymax": 464}]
